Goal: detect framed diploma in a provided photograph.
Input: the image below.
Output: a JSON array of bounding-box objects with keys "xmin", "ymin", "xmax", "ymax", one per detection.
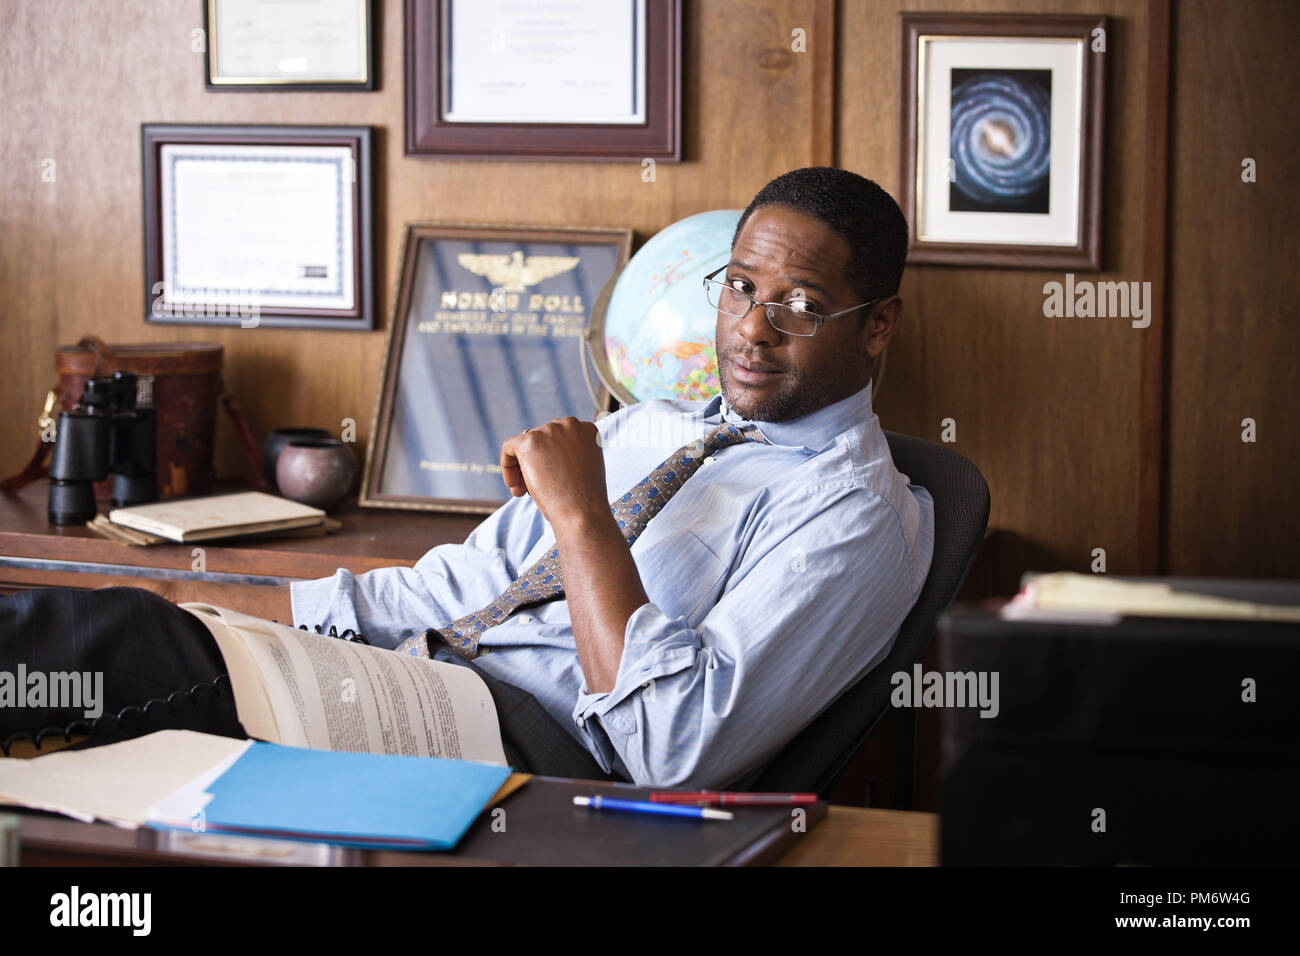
[
  {"xmin": 405, "ymin": 0, "xmax": 681, "ymax": 160},
  {"xmin": 204, "ymin": 0, "xmax": 376, "ymax": 91},
  {"xmin": 360, "ymin": 223, "xmax": 632, "ymax": 513},
  {"xmin": 900, "ymin": 14, "xmax": 1106, "ymax": 268},
  {"xmin": 142, "ymin": 124, "xmax": 375, "ymax": 330}
]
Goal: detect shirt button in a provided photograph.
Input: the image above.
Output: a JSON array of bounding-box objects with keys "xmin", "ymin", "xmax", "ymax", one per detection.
[
  {"xmin": 703, "ymin": 455, "xmax": 716, "ymax": 465},
  {"xmin": 576, "ymin": 717, "xmax": 585, "ymax": 728},
  {"xmin": 515, "ymin": 615, "xmax": 533, "ymax": 624}
]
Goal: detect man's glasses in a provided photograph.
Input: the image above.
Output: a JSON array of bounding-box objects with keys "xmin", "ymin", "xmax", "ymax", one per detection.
[{"xmin": 702, "ymin": 265, "xmax": 887, "ymax": 337}]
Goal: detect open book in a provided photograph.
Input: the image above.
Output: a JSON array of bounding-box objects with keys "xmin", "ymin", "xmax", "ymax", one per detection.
[{"xmin": 180, "ymin": 603, "xmax": 509, "ymax": 766}]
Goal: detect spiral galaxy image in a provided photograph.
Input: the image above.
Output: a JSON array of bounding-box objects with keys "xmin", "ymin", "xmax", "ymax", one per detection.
[{"xmin": 949, "ymin": 68, "xmax": 1052, "ymax": 214}]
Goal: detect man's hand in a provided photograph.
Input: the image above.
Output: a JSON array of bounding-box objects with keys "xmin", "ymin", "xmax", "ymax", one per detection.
[
  {"xmin": 501, "ymin": 417, "xmax": 648, "ymax": 693},
  {"xmin": 499, "ymin": 417, "xmax": 611, "ymax": 527}
]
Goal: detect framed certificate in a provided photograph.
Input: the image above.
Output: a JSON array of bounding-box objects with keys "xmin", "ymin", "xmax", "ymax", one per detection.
[
  {"xmin": 900, "ymin": 14, "xmax": 1106, "ymax": 268},
  {"xmin": 142, "ymin": 124, "xmax": 374, "ymax": 330},
  {"xmin": 360, "ymin": 223, "xmax": 631, "ymax": 513},
  {"xmin": 204, "ymin": 0, "xmax": 375, "ymax": 90},
  {"xmin": 405, "ymin": 0, "xmax": 681, "ymax": 160}
]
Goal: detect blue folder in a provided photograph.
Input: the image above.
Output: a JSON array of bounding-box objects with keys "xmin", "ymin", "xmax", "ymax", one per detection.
[{"xmin": 148, "ymin": 741, "xmax": 513, "ymax": 851}]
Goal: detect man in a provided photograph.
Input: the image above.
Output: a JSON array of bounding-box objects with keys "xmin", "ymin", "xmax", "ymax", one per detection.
[{"xmin": 0, "ymin": 167, "xmax": 934, "ymax": 791}]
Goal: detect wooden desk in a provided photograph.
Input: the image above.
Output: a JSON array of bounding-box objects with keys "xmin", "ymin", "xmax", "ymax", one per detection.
[
  {"xmin": 775, "ymin": 806, "xmax": 937, "ymax": 866},
  {"xmin": 0, "ymin": 479, "xmax": 479, "ymax": 591},
  {"xmin": 9, "ymin": 803, "xmax": 937, "ymax": 867}
]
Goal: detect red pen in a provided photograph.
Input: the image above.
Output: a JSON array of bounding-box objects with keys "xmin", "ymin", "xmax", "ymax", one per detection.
[{"xmin": 648, "ymin": 790, "xmax": 819, "ymax": 806}]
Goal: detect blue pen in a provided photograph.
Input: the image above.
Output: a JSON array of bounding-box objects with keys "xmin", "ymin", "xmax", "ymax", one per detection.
[{"xmin": 574, "ymin": 795, "xmax": 734, "ymax": 821}]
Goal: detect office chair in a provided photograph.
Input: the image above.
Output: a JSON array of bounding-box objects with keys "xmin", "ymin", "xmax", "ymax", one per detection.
[{"xmin": 735, "ymin": 431, "xmax": 990, "ymax": 806}]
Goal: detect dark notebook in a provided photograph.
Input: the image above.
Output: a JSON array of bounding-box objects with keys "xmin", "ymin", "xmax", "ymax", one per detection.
[{"xmin": 450, "ymin": 777, "xmax": 828, "ymax": 866}]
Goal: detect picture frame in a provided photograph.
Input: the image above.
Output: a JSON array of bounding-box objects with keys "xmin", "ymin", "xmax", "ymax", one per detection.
[
  {"xmin": 360, "ymin": 223, "xmax": 632, "ymax": 513},
  {"xmin": 203, "ymin": 0, "xmax": 376, "ymax": 91},
  {"xmin": 404, "ymin": 0, "xmax": 681, "ymax": 161},
  {"xmin": 142, "ymin": 124, "xmax": 374, "ymax": 330},
  {"xmin": 899, "ymin": 14, "xmax": 1106, "ymax": 269}
]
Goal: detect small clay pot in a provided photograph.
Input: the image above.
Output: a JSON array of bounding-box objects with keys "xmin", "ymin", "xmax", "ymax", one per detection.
[
  {"xmin": 276, "ymin": 439, "xmax": 356, "ymax": 511},
  {"xmin": 262, "ymin": 428, "xmax": 331, "ymax": 492}
]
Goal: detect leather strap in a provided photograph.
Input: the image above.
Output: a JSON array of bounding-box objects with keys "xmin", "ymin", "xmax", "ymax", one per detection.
[
  {"xmin": 219, "ymin": 391, "xmax": 269, "ymax": 489},
  {"xmin": 0, "ymin": 389, "xmax": 59, "ymax": 496},
  {"xmin": 77, "ymin": 334, "xmax": 115, "ymax": 375}
]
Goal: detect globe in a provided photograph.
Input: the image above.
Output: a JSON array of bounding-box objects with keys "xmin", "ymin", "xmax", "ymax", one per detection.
[{"xmin": 586, "ymin": 209, "xmax": 741, "ymax": 405}]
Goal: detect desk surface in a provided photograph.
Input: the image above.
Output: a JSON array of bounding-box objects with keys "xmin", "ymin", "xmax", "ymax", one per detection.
[
  {"xmin": 4, "ymin": 736, "xmax": 937, "ymax": 866},
  {"xmin": 0, "ymin": 479, "xmax": 476, "ymax": 586},
  {"xmin": 10, "ymin": 802, "xmax": 937, "ymax": 867}
]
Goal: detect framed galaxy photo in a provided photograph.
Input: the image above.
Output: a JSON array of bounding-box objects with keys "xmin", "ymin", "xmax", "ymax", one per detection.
[{"xmin": 900, "ymin": 14, "xmax": 1106, "ymax": 268}]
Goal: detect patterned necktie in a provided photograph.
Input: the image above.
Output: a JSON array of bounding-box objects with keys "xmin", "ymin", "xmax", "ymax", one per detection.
[{"xmin": 396, "ymin": 421, "xmax": 766, "ymax": 660}]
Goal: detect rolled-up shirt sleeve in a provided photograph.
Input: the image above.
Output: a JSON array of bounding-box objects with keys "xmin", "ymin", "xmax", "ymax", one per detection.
[
  {"xmin": 571, "ymin": 485, "xmax": 932, "ymax": 789},
  {"xmin": 291, "ymin": 413, "xmax": 624, "ymax": 644},
  {"xmin": 289, "ymin": 491, "xmax": 549, "ymax": 648}
]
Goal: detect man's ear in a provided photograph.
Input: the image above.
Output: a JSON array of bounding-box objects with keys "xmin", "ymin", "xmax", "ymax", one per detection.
[{"xmin": 864, "ymin": 296, "xmax": 903, "ymax": 358}]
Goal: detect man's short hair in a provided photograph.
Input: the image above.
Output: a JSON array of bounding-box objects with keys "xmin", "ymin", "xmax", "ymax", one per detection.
[{"xmin": 732, "ymin": 167, "xmax": 908, "ymax": 305}]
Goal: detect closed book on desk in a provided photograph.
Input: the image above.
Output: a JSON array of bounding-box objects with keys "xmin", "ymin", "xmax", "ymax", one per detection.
[{"xmin": 107, "ymin": 491, "xmax": 324, "ymax": 542}]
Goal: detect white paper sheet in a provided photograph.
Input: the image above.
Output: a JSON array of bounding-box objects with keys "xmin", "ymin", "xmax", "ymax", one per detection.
[{"xmin": 0, "ymin": 731, "xmax": 252, "ymax": 828}]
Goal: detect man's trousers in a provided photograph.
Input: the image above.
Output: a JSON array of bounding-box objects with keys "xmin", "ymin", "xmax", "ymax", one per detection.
[{"xmin": 0, "ymin": 586, "xmax": 623, "ymax": 782}]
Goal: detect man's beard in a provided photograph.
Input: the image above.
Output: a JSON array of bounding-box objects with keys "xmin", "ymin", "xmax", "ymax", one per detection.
[{"xmin": 717, "ymin": 347, "xmax": 850, "ymax": 423}]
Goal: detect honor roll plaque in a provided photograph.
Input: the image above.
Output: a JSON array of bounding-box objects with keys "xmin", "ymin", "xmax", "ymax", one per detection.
[{"xmin": 361, "ymin": 224, "xmax": 631, "ymax": 513}]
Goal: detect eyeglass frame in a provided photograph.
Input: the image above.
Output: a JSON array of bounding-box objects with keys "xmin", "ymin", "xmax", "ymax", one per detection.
[{"xmin": 702, "ymin": 265, "xmax": 891, "ymax": 337}]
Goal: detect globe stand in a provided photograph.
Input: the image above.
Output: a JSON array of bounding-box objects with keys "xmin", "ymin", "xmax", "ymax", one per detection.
[{"xmin": 581, "ymin": 270, "xmax": 634, "ymax": 413}]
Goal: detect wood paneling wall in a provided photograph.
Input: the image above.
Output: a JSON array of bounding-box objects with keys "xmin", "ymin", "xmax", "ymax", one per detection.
[
  {"xmin": 843, "ymin": 0, "xmax": 1152, "ymax": 589},
  {"xmin": 1164, "ymin": 0, "xmax": 1300, "ymax": 577},
  {"xmin": 1, "ymin": 0, "xmax": 1295, "ymax": 583}
]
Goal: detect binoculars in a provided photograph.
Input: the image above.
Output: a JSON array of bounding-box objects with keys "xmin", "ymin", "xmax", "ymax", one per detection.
[{"xmin": 47, "ymin": 371, "xmax": 158, "ymax": 525}]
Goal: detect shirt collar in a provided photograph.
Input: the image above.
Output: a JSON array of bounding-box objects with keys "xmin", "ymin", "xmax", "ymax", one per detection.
[{"xmin": 689, "ymin": 380, "xmax": 875, "ymax": 452}]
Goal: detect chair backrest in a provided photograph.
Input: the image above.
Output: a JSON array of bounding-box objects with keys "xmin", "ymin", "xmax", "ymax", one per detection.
[{"xmin": 740, "ymin": 431, "xmax": 991, "ymax": 795}]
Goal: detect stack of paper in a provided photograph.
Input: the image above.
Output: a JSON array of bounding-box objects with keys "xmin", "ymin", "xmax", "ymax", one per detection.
[
  {"xmin": 0, "ymin": 730, "xmax": 521, "ymax": 851},
  {"xmin": 1001, "ymin": 572, "xmax": 1300, "ymax": 623},
  {"xmin": 89, "ymin": 513, "xmax": 341, "ymax": 547}
]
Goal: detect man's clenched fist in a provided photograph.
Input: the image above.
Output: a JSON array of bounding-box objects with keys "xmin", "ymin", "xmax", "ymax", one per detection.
[{"xmin": 499, "ymin": 417, "xmax": 610, "ymax": 528}]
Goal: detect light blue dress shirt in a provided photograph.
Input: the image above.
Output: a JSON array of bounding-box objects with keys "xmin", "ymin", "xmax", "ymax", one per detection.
[{"xmin": 291, "ymin": 380, "xmax": 935, "ymax": 789}]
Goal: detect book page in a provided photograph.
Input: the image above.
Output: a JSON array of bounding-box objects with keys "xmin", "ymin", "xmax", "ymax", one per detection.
[{"xmin": 181, "ymin": 604, "xmax": 508, "ymax": 766}]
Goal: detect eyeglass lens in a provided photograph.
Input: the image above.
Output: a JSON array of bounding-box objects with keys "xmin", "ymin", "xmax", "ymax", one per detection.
[{"xmin": 705, "ymin": 281, "xmax": 818, "ymax": 335}]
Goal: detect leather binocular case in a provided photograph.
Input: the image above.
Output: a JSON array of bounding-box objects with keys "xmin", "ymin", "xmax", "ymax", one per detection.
[
  {"xmin": 2, "ymin": 336, "xmax": 263, "ymax": 507},
  {"xmin": 55, "ymin": 338, "xmax": 224, "ymax": 501}
]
